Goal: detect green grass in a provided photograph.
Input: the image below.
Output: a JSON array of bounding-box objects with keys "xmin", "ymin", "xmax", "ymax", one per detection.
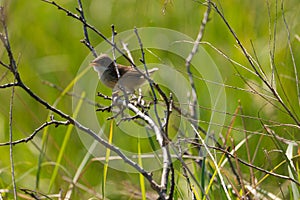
[{"xmin": 0, "ymin": 0, "xmax": 300, "ymax": 199}]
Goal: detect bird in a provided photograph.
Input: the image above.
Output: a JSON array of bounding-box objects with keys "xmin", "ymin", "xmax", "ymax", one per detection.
[{"xmin": 90, "ymin": 54, "xmax": 158, "ymax": 92}]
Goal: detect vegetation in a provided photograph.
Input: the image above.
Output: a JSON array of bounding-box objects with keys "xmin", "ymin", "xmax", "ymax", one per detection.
[{"xmin": 0, "ymin": 0, "xmax": 299, "ymax": 199}]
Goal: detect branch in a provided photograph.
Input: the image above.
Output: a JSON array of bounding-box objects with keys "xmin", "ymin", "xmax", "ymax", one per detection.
[
  {"xmin": 0, "ymin": 120, "xmax": 70, "ymax": 146},
  {"xmin": 0, "ymin": 3, "xmax": 162, "ymax": 193},
  {"xmin": 188, "ymin": 138, "xmax": 300, "ymax": 186},
  {"xmin": 0, "ymin": 6, "xmax": 18, "ymax": 199},
  {"xmin": 16, "ymin": 80, "xmax": 162, "ymax": 192},
  {"xmin": 76, "ymin": 0, "xmax": 97, "ymax": 57},
  {"xmin": 42, "ymin": 80, "xmax": 103, "ymax": 108},
  {"xmin": 9, "ymin": 74, "xmax": 17, "ymax": 200},
  {"xmin": 191, "ymin": 125, "xmax": 231, "ymax": 199},
  {"xmin": 0, "ymin": 7, "xmax": 17, "ymax": 75},
  {"xmin": 185, "ymin": 1, "xmax": 211, "ymax": 126},
  {"xmin": 134, "ymin": 28, "xmax": 173, "ymax": 198},
  {"xmin": 41, "ymin": 0, "xmax": 131, "ymax": 64},
  {"xmin": 0, "ymin": 59, "xmax": 11, "ymax": 70},
  {"xmin": 41, "ymin": 0, "xmax": 170, "ymax": 122},
  {"xmin": 0, "ymin": 82, "xmax": 18, "ymax": 89},
  {"xmin": 210, "ymin": 1, "xmax": 300, "ymax": 126}
]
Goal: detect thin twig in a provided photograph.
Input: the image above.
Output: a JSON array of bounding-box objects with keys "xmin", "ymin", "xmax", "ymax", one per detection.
[
  {"xmin": 188, "ymin": 139, "xmax": 300, "ymax": 186},
  {"xmin": 9, "ymin": 75, "xmax": 17, "ymax": 200},
  {"xmin": 0, "ymin": 3, "xmax": 162, "ymax": 194},
  {"xmin": 76, "ymin": 0, "xmax": 97, "ymax": 57},
  {"xmin": 0, "ymin": 120, "xmax": 70, "ymax": 146},
  {"xmin": 41, "ymin": 0, "xmax": 170, "ymax": 122},
  {"xmin": 281, "ymin": 0, "xmax": 300, "ymax": 108},
  {"xmin": 184, "ymin": 5, "xmax": 212, "ymax": 188},
  {"xmin": 97, "ymin": 92, "xmax": 112, "ymax": 100},
  {"xmin": 185, "ymin": 1, "xmax": 211, "ymax": 126},
  {"xmin": 18, "ymin": 80, "xmax": 162, "ymax": 192},
  {"xmin": 19, "ymin": 188, "xmax": 55, "ymax": 199},
  {"xmin": 192, "ymin": 124, "xmax": 231, "ymax": 199},
  {"xmin": 111, "ymin": 24, "xmax": 120, "ymax": 79},
  {"xmin": 0, "ymin": 82, "xmax": 18, "ymax": 88},
  {"xmin": 239, "ymin": 101, "xmax": 256, "ymax": 188},
  {"xmin": 231, "ymin": 138, "xmax": 247, "ymax": 198},
  {"xmin": 134, "ymin": 27, "xmax": 173, "ymax": 199},
  {"xmin": 0, "ymin": 8, "xmax": 17, "ymax": 74},
  {"xmin": 1, "ymin": 5, "xmax": 17, "ymax": 199},
  {"xmin": 196, "ymin": 39, "xmax": 299, "ymax": 114},
  {"xmin": 121, "ymin": 41, "xmax": 134, "ymax": 63},
  {"xmin": 260, "ymin": 118, "xmax": 297, "ymax": 175},
  {"xmin": 177, "ymin": 143, "xmax": 196, "ymax": 200},
  {"xmin": 134, "ymin": 27, "xmax": 165, "ymax": 130},
  {"xmin": 210, "ymin": 1, "xmax": 300, "ymax": 126},
  {"xmin": 266, "ymin": 0, "xmax": 298, "ymax": 123},
  {"xmin": 168, "ymin": 143, "xmax": 208, "ymax": 199},
  {"xmin": 166, "ymin": 94, "xmax": 175, "ymax": 199},
  {"xmin": 0, "ymin": 59, "xmax": 11, "ymax": 70},
  {"xmin": 42, "ymin": 80, "xmax": 103, "ymax": 108}
]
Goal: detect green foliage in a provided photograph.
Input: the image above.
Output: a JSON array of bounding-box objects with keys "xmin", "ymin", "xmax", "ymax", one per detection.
[{"xmin": 1, "ymin": 0, "xmax": 300, "ymax": 199}]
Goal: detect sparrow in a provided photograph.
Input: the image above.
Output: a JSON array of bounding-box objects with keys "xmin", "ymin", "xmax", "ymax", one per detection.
[{"xmin": 90, "ymin": 54, "xmax": 158, "ymax": 92}]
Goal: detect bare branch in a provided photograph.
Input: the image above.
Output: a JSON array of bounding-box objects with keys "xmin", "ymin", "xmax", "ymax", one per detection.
[
  {"xmin": 0, "ymin": 2, "xmax": 162, "ymax": 193},
  {"xmin": 111, "ymin": 24, "xmax": 120, "ymax": 79},
  {"xmin": 18, "ymin": 80, "xmax": 162, "ymax": 192},
  {"xmin": 121, "ymin": 41, "xmax": 134, "ymax": 63},
  {"xmin": 134, "ymin": 28, "xmax": 165, "ymax": 133},
  {"xmin": 185, "ymin": 1, "xmax": 211, "ymax": 126},
  {"xmin": 197, "ymin": 41, "xmax": 292, "ymax": 116},
  {"xmin": 9, "ymin": 77, "xmax": 17, "ymax": 200},
  {"xmin": 41, "ymin": 0, "xmax": 132, "ymax": 65},
  {"xmin": 41, "ymin": 0, "xmax": 170, "ymax": 121},
  {"xmin": 210, "ymin": 1, "xmax": 300, "ymax": 126},
  {"xmin": 188, "ymin": 138, "xmax": 300, "ymax": 186},
  {"xmin": 0, "ymin": 59, "xmax": 11, "ymax": 70},
  {"xmin": 0, "ymin": 7, "xmax": 17, "ymax": 75},
  {"xmin": 134, "ymin": 27, "xmax": 174, "ymax": 198},
  {"xmin": 192, "ymin": 125, "xmax": 231, "ymax": 199},
  {"xmin": 0, "ymin": 6, "xmax": 18, "ymax": 199},
  {"xmin": 42, "ymin": 80, "xmax": 102, "ymax": 108},
  {"xmin": 76, "ymin": 0, "xmax": 97, "ymax": 57},
  {"xmin": 0, "ymin": 120, "xmax": 70, "ymax": 146},
  {"xmin": 0, "ymin": 82, "xmax": 18, "ymax": 89}
]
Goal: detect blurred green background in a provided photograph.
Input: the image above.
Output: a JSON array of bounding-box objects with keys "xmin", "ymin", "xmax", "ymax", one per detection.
[{"xmin": 0, "ymin": 0, "xmax": 300, "ymax": 199}]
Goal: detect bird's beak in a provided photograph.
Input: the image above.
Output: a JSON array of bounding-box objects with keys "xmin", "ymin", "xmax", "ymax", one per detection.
[
  {"xmin": 89, "ymin": 61, "xmax": 97, "ymax": 67},
  {"xmin": 90, "ymin": 62, "xmax": 107, "ymax": 74}
]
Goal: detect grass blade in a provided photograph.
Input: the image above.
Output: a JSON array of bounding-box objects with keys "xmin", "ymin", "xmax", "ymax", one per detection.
[
  {"xmin": 102, "ymin": 121, "xmax": 114, "ymax": 198},
  {"xmin": 48, "ymin": 91, "xmax": 86, "ymax": 192}
]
